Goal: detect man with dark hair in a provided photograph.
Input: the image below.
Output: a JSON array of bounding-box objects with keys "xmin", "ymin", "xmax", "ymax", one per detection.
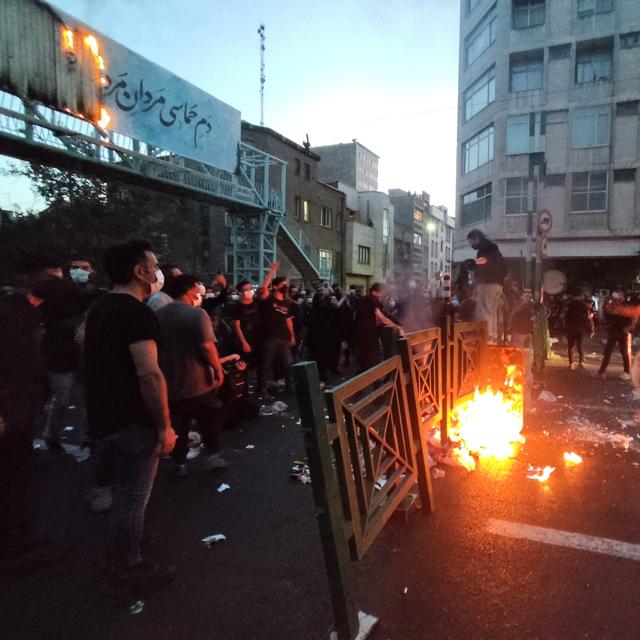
[
  {"xmin": 597, "ymin": 287, "xmax": 634, "ymax": 380},
  {"xmin": 353, "ymin": 282, "xmax": 404, "ymax": 373},
  {"xmin": 231, "ymin": 280, "xmax": 260, "ymax": 362},
  {"xmin": 563, "ymin": 287, "xmax": 592, "ymax": 369},
  {"xmin": 467, "ymin": 229, "xmax": 506, "ymax": 343},
  {"xmin": 156, "ymin": 274, "xmax": 226, "ymax": 477},
  {"xmin": 257, "ymin": 262, "xmax": 296, "ymax": 397},
  {"xmin": 84, "ymin": 239, "xmax": 176, "ymax": 589}
]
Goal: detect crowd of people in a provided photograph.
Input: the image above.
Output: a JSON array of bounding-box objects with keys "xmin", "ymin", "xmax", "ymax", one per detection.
[{"xmin": 2, "ymin": 231, "xmax": 638, "ymax": 589}]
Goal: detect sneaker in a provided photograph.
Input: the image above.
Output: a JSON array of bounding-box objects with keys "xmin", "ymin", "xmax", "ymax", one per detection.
[
  {"xmin": 169, "ymin": 463, "xmax": 189, "ymax": 478},
  {"xmin": 88, "ymin": 486, "xmax": 113, "ymax": 513},
  {"xmin": 198, "ymin": 452, "xmax": 229, "ymax": 471},
  {"xmin": 620, "ymin": 372, "xmax": 631, "ymax": 381},
  {"xmin": 578, "ymin": 362, "xmax": 585, "ymax": 369},
  {"xmin": 568, "ymin": 363, "xmax": 575, "ymax": 370},
  {"xmin": 112, "ymin": 561, "xmax": 176, "ymax": 590}
]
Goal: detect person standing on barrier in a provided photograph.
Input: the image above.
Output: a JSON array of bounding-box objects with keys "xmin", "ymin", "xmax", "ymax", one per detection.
[
  {"xmin": 353, "ymin": 283, "xmax": 404, "ymax": 373},
  {"xmin": 467, "ymin": 229, "xmax": 507, "ymax": 344}
]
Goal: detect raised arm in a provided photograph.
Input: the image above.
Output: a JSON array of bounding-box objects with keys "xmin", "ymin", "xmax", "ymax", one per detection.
[{"xmin": 260, "ymin": 261, "xmax": 280, "ymax": 300}]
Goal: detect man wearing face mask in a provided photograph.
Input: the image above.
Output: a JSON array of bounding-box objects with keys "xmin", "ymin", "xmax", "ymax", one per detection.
[
  {"xmin": 231, "ymin": 280, "xmax": 260, "ymax": 365},
  {"xmin": 156, "ymin": 275, "xmax": 227, "ymax": 477},
  {"xmin": 146, "ymin": 264, "xmax": 181, "ymax": 313},
  {"xmin": 258, "ymin": 262, "xmax": 296, "ymax": 398},
  {"xmin": 84, "ymin": 239, "xmax": 176, "ymax": 590},
  {"xmin": 597, "ymin": 287, "xmax": 634, "ymax": 380}
]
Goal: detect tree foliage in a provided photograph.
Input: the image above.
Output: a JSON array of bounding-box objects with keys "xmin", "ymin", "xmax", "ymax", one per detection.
[{"xmin": 0, "ymin": 163, "xmax": 207, "ymax": 283}]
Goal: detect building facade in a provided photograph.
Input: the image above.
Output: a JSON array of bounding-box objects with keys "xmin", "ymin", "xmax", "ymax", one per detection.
[
  {"xmin": 342, "ymin": 191, "xmax": 394, "ymax": 291},
  {"xmin": 456, "ymin": 0, "xmax": 640, "ymax": 288},
  {"xmin": 312, "ymin": 140, "xmax": 379, "ymax": 192},
  {"xmin": 209, "ymin": 122, "xmax": 345, "ymax": 287}
]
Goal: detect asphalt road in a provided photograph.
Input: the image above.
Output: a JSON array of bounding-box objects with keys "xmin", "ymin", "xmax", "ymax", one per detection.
[{"xmin": 2, "ymin": 336, "xmax": 640, "ymax": 639}]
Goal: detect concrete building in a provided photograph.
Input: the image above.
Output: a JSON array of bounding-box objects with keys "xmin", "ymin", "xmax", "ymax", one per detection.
[
  {"xmin": 455, "ymin": 0, "xmax": 640, "ymax": 289},
  {"xmin": 342, "ymin": 191, "xmax": 394, "ymax": 291},
  {"xmin": 389, "ymin": 189, "xmax": 454, "ymax": 286},
  {"xmin": 209, "ymin": 122, "xmax": 345, "ymax": 287},
  {"xmin": 312, "ymin": 140, "xmax": 379, "ymax": 192}
]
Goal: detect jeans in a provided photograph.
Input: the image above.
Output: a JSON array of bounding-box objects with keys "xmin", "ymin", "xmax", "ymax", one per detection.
[
  {"xmin": 170, "ymin": 391, "xmax": 223, "ymax": 465},
  {"xmin": 42, "ymin": 371, "xmax": 87, "ymax": 443},
  {"xmin": 102, "ymin": 424, "xmax": 158, "ymax": 572},
  {"xmin": 475, "ymin": 283, "xmax": 504, "ymax": 343},
  {"xmin": 599, "ymin": 331, "xmax": 632, "ymax": 374},
  {"xmin": 258, "ymin": 338, "xmax": 293, "ymax": 392}
]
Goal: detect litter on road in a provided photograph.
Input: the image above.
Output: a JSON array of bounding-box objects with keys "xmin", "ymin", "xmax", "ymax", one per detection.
[
  {"xmin": 201, "ymin": 534, "xmax": 227, "ymax": 547},
  {"xmin": 217, "ymin": 483, "xmax": 231, "ymax": 493},
  {"xmin": 538, "ymin": 390, "xmax": 557, "ymax": 402},
  {"xmin": 563, "ymin": 452, "xmax": 583, "ymax": 466},
  {"xmin": 259, "ymin": 401, "xmax": 289, "ymax": 416},
  {"xmin": 245, "ymin": 444, "xmax": 255, "ymax": 449},
  {"xmin": 526, "ymin": 465, "xmax": 555, "ymax": 482},
  {"xmin": 432, "ymin": 468, "xmax": 446, "ymax": 479},
  {"xmin": 129, "ymin": 601, "xmax": 144, "ymax": 615}
]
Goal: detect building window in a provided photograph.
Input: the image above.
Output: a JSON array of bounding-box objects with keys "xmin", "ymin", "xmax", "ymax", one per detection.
[
  {"xmin": 304, "ymin": 163, "xmax": 311, "ymax": 180},
  {"xmin": 413, "ymin": 233, "xmax": 422, "ymax": 246},
  {"xmin": 576, "ymin": 45, "xmax": 612, "ymax": 83},
  {"xmin": 319, "ymin": 249, "xmax": 332, "ymax": 275},
  {"xmin": 577, "ymin": 0, "xmax": 613, "ymax": 17},
  {"xmin": 506, "ymin": 114, "xmax": 531, "ymax": 155},
  {"xmin": 320, "ymin": 207, "xmax": 332, "ymax": 228},
  {"xmin": 463, "ymin": 66, "xmax": 496, "ymax": 121},
  {"xmin": 358, "ymin": 245, "xmax": 371, "ymax": 265},
  {"xmin": 621, "ymin": 31, "xmax": 640, "ymax": 49},
  {"xmin": 512, "ymin": 0, "xmax": 545, "ymax": 29},
  {"xmin": 510, "ymin": 51, "xmax": 543, "ymax": 92},
  {"xmin": 505, "ymin": 177, "xmax": 537, "ymax": 214},
  {"xmin": 463, "ymin": 125, "xmax": 494, "ymax": 174},
  {"xmin": 294, "ymin": 195, "xmax": 301, "ymax": 220},
  {"xmin": 461, "ymin": 183, "xmax": 492, "ymax": 226},
  {"xmin": 294, "ymin": 158, "xmax": 301, "ymax": 176},
  {"xmin": 224, "ymin": 211, "xmax": 232, "ymax": 228},
  {"xmin": 571, "ymin": 171, "xmax": 608, "ymax": 212},
  {"xmin": 303, "ymin": 200, "xmax": 310, "ymax": 222},
  {"xmin": 414, "ymin": 209, "xmax": 423, "ymax": 222},
  {"xmin": 465, "ymin": 6, "xmax": 497, "ymax": 67},
  {"xmin": 571, "ymin": 105, "xmax": 611, "ymax": 147}
]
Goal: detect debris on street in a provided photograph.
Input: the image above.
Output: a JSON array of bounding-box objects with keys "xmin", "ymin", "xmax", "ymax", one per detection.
[
  {"xmin": 201, "ymin": 534, "xmax": 227, "ymax": 547},
  {"xmin": 259, "ymin": 401, "xmax": 289, "ymax": 416},
  {"xmin": 217, "ymin": 483, "xmax": 231, "ymax": 493},
  {"xmin": 563, "ymin": 452, "xmax": 583, "ymax": 466},
  {"xmin": 432, "ymin": 468, "xmax": 446, "ymax": 479},
  {"xmin": 526, "ymin": 465, "xmax": 555, "ymax": 482},
  {"xmin": 129, "ymin": 601, "xmax": 144, "ymax": 615},
  {"xmin": 538, "ymin": 390, "xmax": 557, "ymax": 402}
]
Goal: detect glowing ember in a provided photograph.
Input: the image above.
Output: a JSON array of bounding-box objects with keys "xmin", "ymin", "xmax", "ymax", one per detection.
[
  {"xmin": 449, "ymin": 369, "xmax": 525, "ymax": 472},
  {"xmin": 97, "ymin": 106, "xmax": 111, "ymax": 129},
  {"xmin": 62, "ymin": 28, "xmax": 74, "ymax": 50},
  {"xmin": 97, "ymin": 55, "xmax": 105, "ymax": 71},
  {"xmin": 527, "ymin": 465, "xmax": 555, "ymax": 482},
  {"xmin": 563, "ymin": 451, "xmax": 583, "ymax": 466}
]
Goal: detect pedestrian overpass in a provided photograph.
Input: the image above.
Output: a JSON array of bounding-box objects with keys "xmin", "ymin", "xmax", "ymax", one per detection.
[{"xmin": 0, "ymin": 0, "xmax": 322, "ymax": 285}]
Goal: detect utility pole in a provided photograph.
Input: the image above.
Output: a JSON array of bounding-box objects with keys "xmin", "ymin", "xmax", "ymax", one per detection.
[{"xmin": 258, "ymin": 23, "xmax": 265, "ymax": 126}]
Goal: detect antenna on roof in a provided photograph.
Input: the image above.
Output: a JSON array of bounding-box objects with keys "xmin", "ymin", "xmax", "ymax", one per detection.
[
  {"xmin": 303, "ymin": 134, "xmax": 310, "ymax": 151},
  {"xmin": 258, "ymin": 24, "xmax": 266, "ymax": 126}
]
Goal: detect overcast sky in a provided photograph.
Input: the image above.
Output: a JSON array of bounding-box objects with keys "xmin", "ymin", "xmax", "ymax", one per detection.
[{"xmin": 1, "ymin": 0, "xmax": 460, "ymax": 213}]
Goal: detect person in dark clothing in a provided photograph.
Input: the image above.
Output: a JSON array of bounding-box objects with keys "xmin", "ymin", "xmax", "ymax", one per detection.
[
  {"xmin": 231, "ymin": 280, "xmax": 261, "ymax": 365},
  {"xmin": 467, "ymin": 229, "xmax": 506, "ymax": 343},
  {"xmin": 563, "ymin": 288, "xmax": 592, "ymax": 369},
  {"xmin": 510, "ymin": 290, "xmax": 536, "ymax": 348},
  {"xmin": 597, "ymin": 288, "xmax": 634, "ymax": 379},
  {"xmin": 257, "ymin": 263, "xmax": 296, "ymax": 397},
  {"xmin": 353, "ymin": 283, "xmax": 403, "ymax": 373},
  {"xmin": 201, "ymin": 273, "xmax": 228, "ymax": 316},
  {"xmin": 84, "ymin": 239, "xmax": 176, "ymax": 589},
  {"xmin": 0, "ymin": 269, "xmax": 49, "ymax": 567}
]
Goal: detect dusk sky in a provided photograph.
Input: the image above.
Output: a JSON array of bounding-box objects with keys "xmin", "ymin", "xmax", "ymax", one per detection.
[{"xmin": 1, "ymin": 0, "xmax": 461, "ymax": 213}]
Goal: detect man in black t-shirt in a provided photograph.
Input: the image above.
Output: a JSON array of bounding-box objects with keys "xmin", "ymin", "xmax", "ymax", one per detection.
[
  {"xmin": 84, "ymin": 239, "xmax": 176, "ymax": 590},
  {"xmin": 231, "ymin": 280, "xmax": 261, "ymax": 365},
  {"xmin": 354, "ymin": 283, "xmax": 403, "ymax": 373},
  {"xmin": 257, "ymin": 263, "xmax": 295, "ymax": 397}
]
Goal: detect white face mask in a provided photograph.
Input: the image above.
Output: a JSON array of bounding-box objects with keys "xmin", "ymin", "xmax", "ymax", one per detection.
[
  {"xmin": 306, "ymin": 297, "xmax": 314, "ymax": 304},
  {"xmin": 230, "ymin": 294, "xmax": 240, "ymax": 302},
  {"xmin": 242, "ymin": 289, "xmax": 255, "ymax": 301},
  {"xmin": 69, "ymin": 268, "xmax": 91, "ymax": 284},
  {"xmin": 147, "ymin": 268, "xmax": 164, "ymax": 294}
]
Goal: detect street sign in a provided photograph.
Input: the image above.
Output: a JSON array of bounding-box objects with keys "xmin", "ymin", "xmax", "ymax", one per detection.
[
  {"xmin": 543, "ymin": 269, "xmax": 566, "ymax": 294},
  {"xmin": 537, "ymin": 209, "xmax": 553, "ymax": 235},
  {"xmin": 537, "ymin": 236, "xmax": 548, "ymax": 258}
]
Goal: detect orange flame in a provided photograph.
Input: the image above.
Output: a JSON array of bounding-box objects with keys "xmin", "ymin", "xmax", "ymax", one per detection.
[
  {"xmin": 84, "ymin": 35, "xmax": 99, "ymax": 57},
  {"xmin": 62, "ymin": 28, "xmax": 74, "ymax": 50},
  {"xmin": 97, "ymin": 106, "xmax": 111, "ymax": 129},
  {"xmin": 527, "ymin": 466, "xmax": 555, "ymax": 482},
  {"xmin": 563, "ymin": 452, "xmax": 583, "ymax": 466}
]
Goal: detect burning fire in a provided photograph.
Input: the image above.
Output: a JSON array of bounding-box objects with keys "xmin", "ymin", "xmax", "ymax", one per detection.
[
  {"xmin": 448, "ymin": 366, "xmax": 525, "ymax": 472},
  {"xmin": 62, "ymin": 28, "xmax": 74, "ymax": 51},
  {"xmin": 527, "ymin": 465, "xmax": 555, "ymax": 482},
  {"xmin": 84, "ymin": 35, "xmax": 100, "ymax": 57},
  {"xmin": 97, "ymin": 106, "xmax": 111, "ymax": 129},
  {"xmin": 563, "ymin": 451, "xmax": 583, "ymax": 466}
]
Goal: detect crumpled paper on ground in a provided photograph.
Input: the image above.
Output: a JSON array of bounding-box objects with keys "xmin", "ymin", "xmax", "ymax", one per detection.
[
  {"xmin": 538, "ymin": 390, "xmax": 557, "ymax": 402},
  {"xmin": 201, "ymin": 534, "xmax": 226, "ymax": 547},
  {"xmin": 259, "ymin": 401, "xmax": 289, "ymax": 416}
]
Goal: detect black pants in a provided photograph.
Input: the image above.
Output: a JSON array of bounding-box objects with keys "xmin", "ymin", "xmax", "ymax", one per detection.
[
  {"xmin": 170, "ymin": 391, "xmax": 223, "ymax": 465},
  {"xmin": 355, "ymin": 340, "xmax": 382, "ymax": 374},
  {"xmin": 567, "ymin": 329, "xmax": 585, "ymax": 365},
  {"xmin": 258, "ymin": 338, "xmax": 293, "ymax": 392},
  {"xmin": 599, "ymin": 331, "xmax": 632, "ymax": 374}
]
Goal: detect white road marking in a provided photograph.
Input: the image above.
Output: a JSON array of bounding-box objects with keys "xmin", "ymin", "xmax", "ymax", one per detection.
[{"xmin": 486, "ymin": 519, "xmax": 640, "ymax": 562}]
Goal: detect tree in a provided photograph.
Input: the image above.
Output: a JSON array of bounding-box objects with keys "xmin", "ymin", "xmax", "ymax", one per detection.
[{"xmin": 0, "ymin": 163, "xmax": 208, "ymax": 283}]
